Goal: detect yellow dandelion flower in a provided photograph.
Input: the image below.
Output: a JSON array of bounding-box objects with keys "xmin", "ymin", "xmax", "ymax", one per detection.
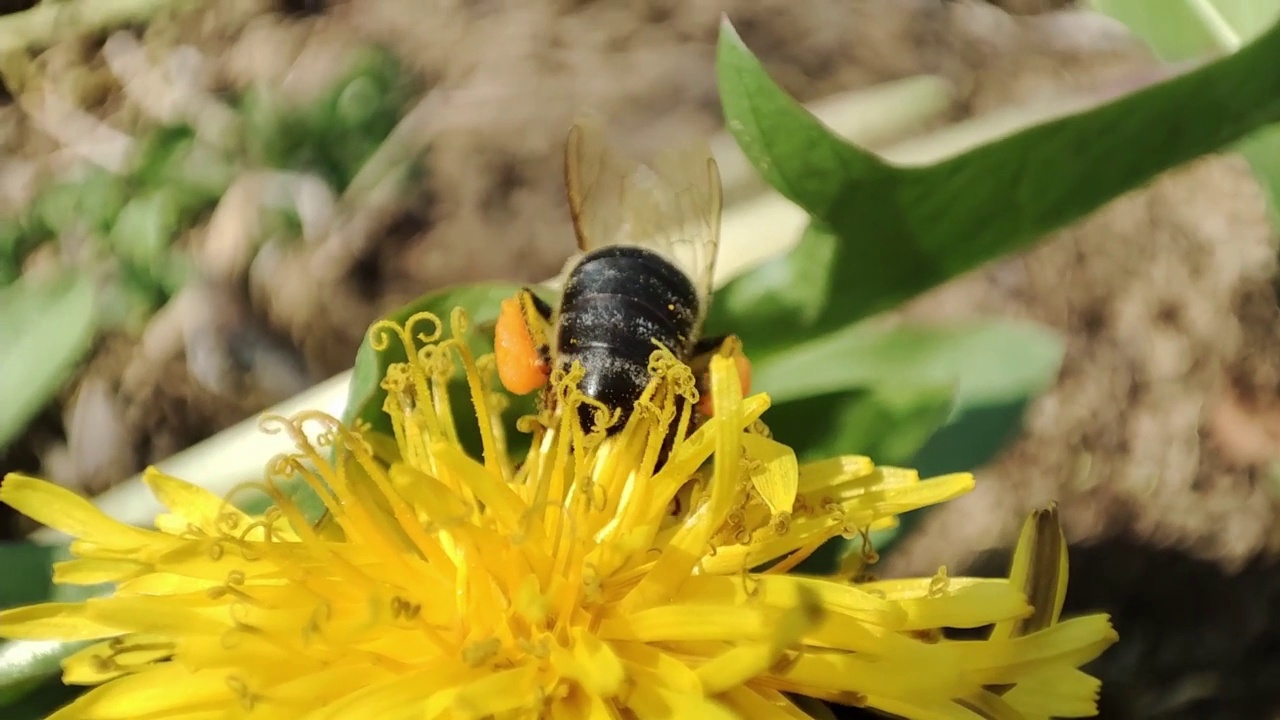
[{"xmin": 0, "ymin": 308, "xmax": 1117, "ymax": 720}]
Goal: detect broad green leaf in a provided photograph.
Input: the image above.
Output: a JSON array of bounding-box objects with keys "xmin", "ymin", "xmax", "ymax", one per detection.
[
  {"xmin": 1091, "ymin": 0, "xmax": 1280, "ymax": 219},
  {"xmin": 0, "ymin": 544, "xmax": 55, "ymax": 610},
  {"xmin": 750, "ymin": 320, "xmax": 1065, "ymax": 411},
  {"xmin": 765, "ymin": 384, "xmax": 954, "ymax": 466},
  {"xmin": 705, "ymin": 223, "xmax": 836, "ymax": 337},
  {"xmin": 0, "ymin": 272, "xmax": 98, "ymax": 450},
  {"xmin": 715, "ymin": 14, "xmax": 1280, "ymax": 346}
]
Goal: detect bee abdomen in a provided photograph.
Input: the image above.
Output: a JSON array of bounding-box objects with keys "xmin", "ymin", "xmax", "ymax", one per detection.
[
  {"xmin": 560, "ymin": 246, "xmax": 699, "ymax": 335},
  {"xmin": 555, "ymin": 246, "xmax": 702, "ymax": 434},
  {"xmin": 557, "ymin": 293, "xmax": 687, "ymax": 359}
]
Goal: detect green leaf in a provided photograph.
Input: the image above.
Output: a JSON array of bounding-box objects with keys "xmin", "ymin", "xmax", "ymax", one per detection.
[
  {"xmin": 30, "ymin": 182, "xmax": 83, "ymax": 238},
  {"xmin": 238, "ymin": 87, "xmax": 295, "ymax": 170},
  {"xmin": 1091, "ymin": 0, "xmax": 1280, "ymax": 221},
  {"xmin": 0, "ymin": 544, "xmax": 55, "ymax": 610},
  {"xmin": 107, "ymin": 187, "xmax": 208, "ymax": 288},
  {"xmin": 750, "ymin": 320, "xmax": 1065, "ymax": 411},
  {"xmin": 76, "ymin": 168, "xmax": 130, "ymax": 236},
  {"xmin": 765, "ymin": 384, "xmax": 955, "ymax": 466},
  {"xmin": 131, "ymin": 125, "xmax": 232, "ymax": 205},
  {"xmin": 705, "ymin": 223, "xmax": 836, "ymax": 338},
  {"xmin": 255, "ymin": 46, "xmax": 415, "ymax": 191},
  {"xmin": 0, "ymin": 218, "xmax": 31, "ymax": 284},
  {"xmin": 27, "ymin": 169, "xmax": 129, "ymax": 243},
  {"xmin": 715, "ymin": 13, "xmax": 1280, "ymax": 344},
  {"xmin": 0, "ymin": 272, "xmax": 98, "ymax": 451}
]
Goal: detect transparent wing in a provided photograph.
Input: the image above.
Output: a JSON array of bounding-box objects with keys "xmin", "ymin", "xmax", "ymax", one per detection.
[{"xmin": 564, "ymin": 117, "xmax": 724, "ymax": 319}]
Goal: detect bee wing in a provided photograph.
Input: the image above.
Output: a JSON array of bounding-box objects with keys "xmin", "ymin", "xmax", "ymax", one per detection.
[{"xmin": 564, "ymin": 118, "xmax": 724, "ymax": 320}]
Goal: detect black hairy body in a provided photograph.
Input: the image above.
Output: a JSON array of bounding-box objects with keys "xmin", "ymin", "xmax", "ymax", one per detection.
[{"xmin": 555, "ymin": 245, "xmax": 699, "ymax": 434}]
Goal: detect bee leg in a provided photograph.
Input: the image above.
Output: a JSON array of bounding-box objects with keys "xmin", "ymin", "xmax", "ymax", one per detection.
[
  {"xmin": 494, "ymin": 288, "xmax": 554, "ymax": 395},
  {"xmin": 688, "ymin": 334, "xmax": 752, "ymax": 417}
]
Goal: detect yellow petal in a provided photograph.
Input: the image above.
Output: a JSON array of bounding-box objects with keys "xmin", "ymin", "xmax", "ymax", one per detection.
[
  {"xmin": 857, "ymin": 577, "xmax": 1031, "ymax": 630},
  {"xmin": 431, "ymin": 441, "xmax": 530, "ymax": 534},
  {"xmin": 449, "ymin": 663, "xmax": 540, "ymax": 719},
  {"xmin": 600, "ymin": 604, "xmax": 778, "ymax": 644},
  {"xmin": 622, "ymin": 356, "xmax": 745, "ymax": 612},
  {"xmin": 142, "ymin": 468, "xmax": 255, "ymax": 537},
  {"xmin": 741, "ymin": 433, "xmax": 798, "ymax": 519},
  {"xmin": 0, "ymin": 475, "xmax": 155, "ymax": 550},
  {"xmin": 54, "ymin": 558, "xmax": 150, "ymax": 585},
  {"xmin": 958, "ymin": 691, "xmax": 1022, "ymax": 720},
  {"xmin": 695, "ymin": 585, "xmax": 819, "ymax": 694},
  {"xmin": 62, "ymin": 636, "xmax": 173, "ymax": 685},
  {"xmin": 625, "ymin": 682, "xmax": 740, "ymax": 720},
  {"xmin": 549, "ymin": 688, "xmax": 616, "ymax": 720},
  {"xmin": 675, "ymin": 574, "xmax": 906, "ymax": 629},
  {"xmin": 1000, "ymin": 667, "xmax": 1101, "ymax": 718},
  {"xmin": 944, "ymin": 615, "xmax": 1117, "ymax": 684},
  {"xmin": 721, "ymin": 685, "xmax": 833, "ymax": 720},
  {"xmin": 611, "ymin": 642, "xmax": 702, "ymax": 696},
  {"xmin": 46, "ymin": 663, "xmax": 236, "ymax": 720},
  {"xmin": 860, "ymin": 695, "xmax": 985, "ymax": 720},
  {"xmin": 837, "ymin": 473, "xmax": 975, "ymax": 522},
  {"xmin": 0, "ymin": 603, "xmax": 123, "ymax": 641},
  {"xmin": 268, "ymin": 663, "xmax": 395, "ymax": 710},
  {"xmin": 796, "ymin": 456, "xmax": 876, "ymax": 496},
  {"xmin": 699, "ymin": 515, "xmax": 842, "ymax": 575},
  {"xmin": 83, "ymin": 596, "xmax": 229, "ymax": 637},
  {"xmin": 767, "ymin": 650, "xmax": 971, "ymax": 706},
  {"xmin": 306, "ymin": 662, "xmax": 477, "ymax": 720},
  {"xmin": 549, "ymin": 627, "xmax": 625, "ymax": 697}
]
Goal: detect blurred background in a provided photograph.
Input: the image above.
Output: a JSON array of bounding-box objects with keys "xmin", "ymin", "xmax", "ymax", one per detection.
[{"xmin": 2, "ymin": 0, "xmax": 1279, "ymax": 718}]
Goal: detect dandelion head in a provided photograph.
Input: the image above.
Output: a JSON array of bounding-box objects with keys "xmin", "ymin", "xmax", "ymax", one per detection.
[{"xmin": 0, "ymin": 307, "xmax": 1117, "ymax": 719}]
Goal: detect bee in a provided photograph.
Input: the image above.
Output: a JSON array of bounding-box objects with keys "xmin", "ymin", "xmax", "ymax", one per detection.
[{"xmin": 493, "ymin": 119, "xmax": 752, "ymax": 437}]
